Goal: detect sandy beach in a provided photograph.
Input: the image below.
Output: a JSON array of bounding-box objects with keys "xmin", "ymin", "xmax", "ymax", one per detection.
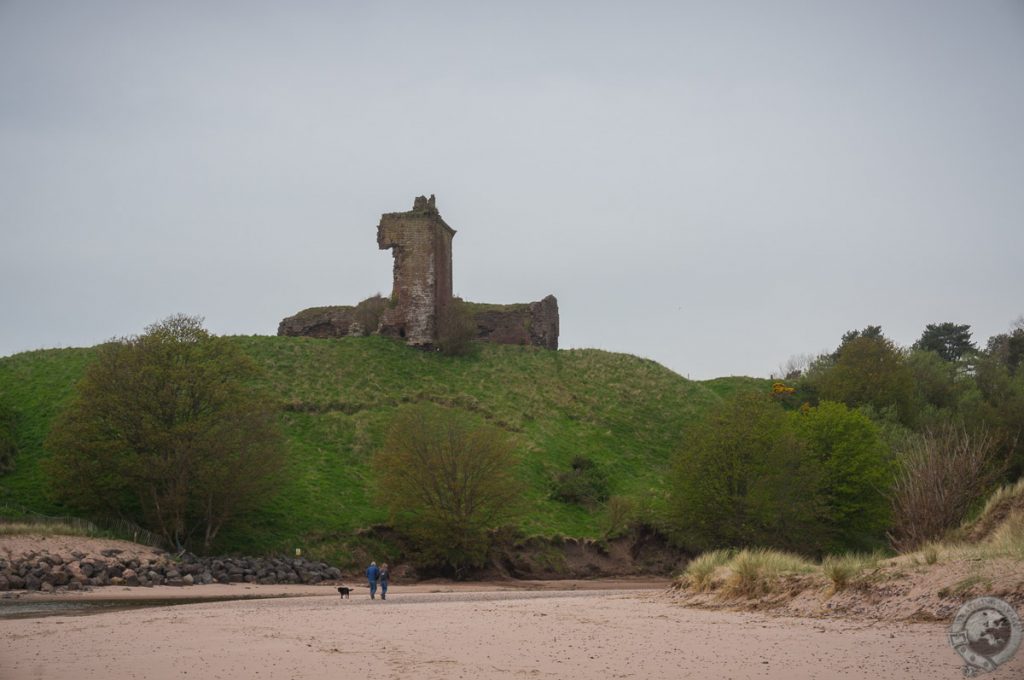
[{"xmin": 2, "ymin": 580, "xmax": 1013, "ymax": 680}]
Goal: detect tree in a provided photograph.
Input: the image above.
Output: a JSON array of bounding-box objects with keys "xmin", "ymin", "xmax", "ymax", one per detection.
[
  {"xmin": 792, "ymin": 402, "xmax": 893, "ymax": 552},
  {"xmin": 46, "ymin": 315, "xmax": 285, "ymax": 551},
  {"xmin": 817, "ymin": 334, "xmax": 917, "ymax": 426},
  {"xmin": 831, "ymin": 325, "xmax": 884, "ymax": 360},
  {"xmin": 888, "ymin": 424, "xmax": 1006, "ymax": 551},
  {"xmin": 987, "ymin": 324, "xmax": 1024, "ymax": 375},
  {"xmin": 961, "ymin": 353, "xmax": 1024, "ymax": 476},
  {"xmin": 907, "ymin": 349, "xmax": 963, "ymax": 416},
  {"xmin": 667, "ymin": 393, "xmax": 824, "ymax": 554},
  {"xmin": 373, "ymin": 404, "xmax": 522, "ymax": 575},
  {"xmin": 913, "ymin": 322, "xmax": 976, "ymax": 362}
]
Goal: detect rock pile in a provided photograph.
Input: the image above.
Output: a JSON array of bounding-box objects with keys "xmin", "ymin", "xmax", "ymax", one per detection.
[{"xmin": 0, "ymin": 549, "xmax": 343, "ymax": 592}]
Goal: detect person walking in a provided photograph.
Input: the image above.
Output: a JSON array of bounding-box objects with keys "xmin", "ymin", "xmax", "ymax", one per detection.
[
  {"xmin": 379, "ymin": 563, "xmax": 390, "ymax": 600},
  {"xmin": 366, "ymin": 561, "xmax": 380, "ymax": 599}
]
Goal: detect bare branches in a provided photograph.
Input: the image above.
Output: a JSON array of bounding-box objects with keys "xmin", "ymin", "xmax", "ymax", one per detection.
[{"xmin": 889, "ymin": 424, "xmax": 1008, "ymax": 551}]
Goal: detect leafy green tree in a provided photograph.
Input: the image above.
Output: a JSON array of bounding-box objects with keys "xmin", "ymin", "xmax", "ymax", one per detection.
[
  {"xmin": 832, "ymin": 325, "xmax": 884, "ymax": 360},
  {"xmin": 791, "ymin": 402, "xmax": 893, "ymax": 552},
  {"xmin": 912, "ymin": 322, "xmax": 976, "ymax": 362},
  {"xmin": 667, "ymin": 393, "xmax": 824, "ymax": 554},
  {"xmin": 46, "ymin": 315, "xmax": 285, "ymax": 551},
  {"xmin": 987, "ymin": 325, "xmax": 1024, "ymax": 375},
  {"xmin": 907, "ymin": 349, "xmax": 964, "ymax": 418},
  {"xmin": 373, "ymin": 404, "xmax": 522, "ymax": 576},
  {"xmin": 960, "ymin": 353, "xmax": 1024, "ymax": 476},
  {"xmin": 818, "ymin": 334, "xmax": 917, "ymax": 426}
]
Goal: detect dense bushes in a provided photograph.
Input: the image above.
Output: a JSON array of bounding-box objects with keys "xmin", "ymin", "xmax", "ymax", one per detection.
[
  {"xmin": 552, "ymin": 456, "xmax": 610, "ymax": 507},
  {"xmin": 667, "ymin": 394, "xmax": 893, "ymax": 555},
  {"xmin": 793, "ymin": 402, "xmax": 893, "ymax": 552},
  {"xmin": 667, "ymin": 393, "xmax": 825, "ymax": 554}
]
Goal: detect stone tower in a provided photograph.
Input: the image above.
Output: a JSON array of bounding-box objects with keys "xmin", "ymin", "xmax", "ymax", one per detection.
[{"xmin": 376, "ymin": 195, "xmax": 455, "ymax": 346}]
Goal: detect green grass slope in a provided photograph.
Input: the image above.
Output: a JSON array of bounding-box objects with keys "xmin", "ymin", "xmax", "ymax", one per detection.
[{"xmin": 0, "ymin": 336, "xmax": 768, "ymax": 557}]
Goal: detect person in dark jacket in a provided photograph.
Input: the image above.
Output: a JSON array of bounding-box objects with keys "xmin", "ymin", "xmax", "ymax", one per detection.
[
  {"xmin": 366, "ymin": 561, "xmax": 380, "ymax": 599},
  {"xmin": 379, "ymin": 563, "xmax": 390, "ymax": 600}
]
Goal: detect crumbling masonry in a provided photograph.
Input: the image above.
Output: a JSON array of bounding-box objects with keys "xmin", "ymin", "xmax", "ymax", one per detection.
[{"xmin": 278, "ymin": 196, "xmax": 558, "ymax": 349}]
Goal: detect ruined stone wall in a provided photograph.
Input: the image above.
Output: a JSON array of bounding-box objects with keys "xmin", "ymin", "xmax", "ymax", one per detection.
[
  {"xmin": 278, "ymin": 306, "xmax": 357, "ymax": 338},
  {"xmin": 376, "ymin": 195, "xmax": 454, "ymax": 346},
  {"xmin": 467, "ymin": 295, "xmax": 559, "ymax": 350}
]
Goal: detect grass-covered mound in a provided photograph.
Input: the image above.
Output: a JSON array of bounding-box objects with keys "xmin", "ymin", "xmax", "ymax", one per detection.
[{"xmin": 0, "ymin": 336, "xmax": 765, "ymax": 560}]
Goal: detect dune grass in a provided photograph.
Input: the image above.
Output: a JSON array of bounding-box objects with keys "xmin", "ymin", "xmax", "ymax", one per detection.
[
  {"xmin": 724, "ymin": 548, "xmax": 817, "ymax": 596},
  {"xmin": 682, "ymin": 549, "xmax": 734, "ymax": 591}
]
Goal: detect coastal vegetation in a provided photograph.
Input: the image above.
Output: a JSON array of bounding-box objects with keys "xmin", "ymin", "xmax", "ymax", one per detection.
[
  {"xmin": 0, "ymin": 327, "xmax": 754, "ymax": 563},
  {"xmin": 1, "ymin": 314, "xmax": 1022, "ymax": 578}
]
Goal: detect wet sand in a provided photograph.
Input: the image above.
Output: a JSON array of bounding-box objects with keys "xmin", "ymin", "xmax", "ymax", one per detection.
[{"xmin": 2, "ymin": 581, "xmax": 1011, "ymax": 679}]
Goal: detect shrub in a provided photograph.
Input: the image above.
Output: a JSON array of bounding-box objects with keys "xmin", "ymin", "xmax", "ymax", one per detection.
[
  {"xmin": 552, "ymin": 456, "xmax": 610, "ymax": 507},
  {"xmin": 889, "ymin": 424, "xmax": 1006, "ymax": 551},
  {"xmin": 601, "ymin": 495, "xmax": 636, "ymax": 539},
  {"xmin": 373, "ymin": 404, "xmax": 522, "ymax": 576},
  {"xmin": 353, "ymin": 294, "xmax": 388, "ymax": 336},
  {"xmin": 436, "ymin": 299, "xmax": 478, "ymax": 357},
  {"xmin": 667, "ymin": 393, "xmax": 825, "ymax": 554}
]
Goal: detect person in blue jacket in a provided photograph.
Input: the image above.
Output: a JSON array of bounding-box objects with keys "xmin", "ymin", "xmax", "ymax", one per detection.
[
  {"xmin": 379, "ymin": 563, "xmax": 390, "ymax": 600},
  {"xmin": 366, "ymin": 561, "xmax": 380, "ymax": 599}
]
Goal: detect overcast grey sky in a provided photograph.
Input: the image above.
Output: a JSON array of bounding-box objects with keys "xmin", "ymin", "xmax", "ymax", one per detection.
[{"xmin": 2, "ymin": 1, "xmax": 1022, "ymax": 379}]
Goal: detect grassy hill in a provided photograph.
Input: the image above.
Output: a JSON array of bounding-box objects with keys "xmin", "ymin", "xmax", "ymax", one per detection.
[{"xmin": 0, "ymin": 336, "xmax": 767, "ymax": 560}]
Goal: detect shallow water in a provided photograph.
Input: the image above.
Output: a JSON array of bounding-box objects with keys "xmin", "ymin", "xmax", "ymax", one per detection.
[{"xmin": 0, "ymin": 594, "xmax": 293, "ymax": 620}]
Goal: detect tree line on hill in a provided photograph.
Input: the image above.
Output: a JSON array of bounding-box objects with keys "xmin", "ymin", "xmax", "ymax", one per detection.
[
  {"xmin": 665, "ymin": 318, "xmax": 1023, "ymax": 557},
  {"xmin": 15, "ymin": 313, "xmax": 1024, "ymax": 575}
]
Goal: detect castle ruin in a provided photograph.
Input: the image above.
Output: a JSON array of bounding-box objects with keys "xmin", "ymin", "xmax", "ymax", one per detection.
[{"xmin": 278, "ymin": 196, "xmax": 558, "ymax": 350}]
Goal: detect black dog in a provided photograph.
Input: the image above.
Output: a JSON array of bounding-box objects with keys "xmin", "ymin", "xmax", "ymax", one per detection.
[{"xmin": 337, "ymin": 586, "xmax": 351, "ymax": 599}]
